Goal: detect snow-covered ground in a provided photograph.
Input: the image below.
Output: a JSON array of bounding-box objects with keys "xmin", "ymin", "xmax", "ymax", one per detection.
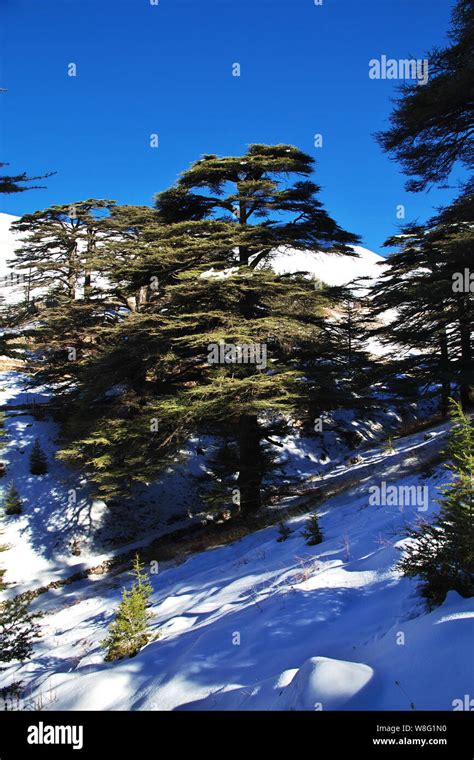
[
  {"xmin": 1, "ymin": 435, "xmax": 472, "ymax": 711},
  {"xmin": 0, "ymin": 213, "xmax": 26, "ymax": 306},
  {"xmin": 0, "ymin": 369, "xmax": 438, "ymax": 597},
  {"xmin": 1, "ymin": 368, "xmax": 472, "ymax": 712},
  {"xmin": 0, "ymin": 371, "xmax": 241, "ymax": 596}
]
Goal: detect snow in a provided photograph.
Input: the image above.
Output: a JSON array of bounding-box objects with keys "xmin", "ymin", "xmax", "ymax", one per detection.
[
  {"xmin": 0, "ymin": 373, "xmax": 222, "ymax": 595},
  {"xmin": 0, "ymin": 213, "xmax": 23, "ymax": 305},
  {"xmin": 1, "ymin": 366, "xmax": 471, "ymax": 711},
  {"xmin": 263, "ymin": 244, "xmax": 387, "ymax": 288},
  {"xmin": 4, "ymin": 473, "xmax": 471, "ymax": 711},
  {"xmin": 273, "ymin": 657, "xmax": 374, "ymax": 710}
]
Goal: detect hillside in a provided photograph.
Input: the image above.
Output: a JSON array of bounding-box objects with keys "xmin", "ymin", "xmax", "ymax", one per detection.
[
  {"xmin": 0, "ymin": 366, "xmax": 472, "ymax": 711},
  {"xmin": 266, "ymin": 244, "xmax": 387, "ymax": 287},
  {"xmin": 0, "ymin": 213, "xmax": 23, "ymax": 306}
]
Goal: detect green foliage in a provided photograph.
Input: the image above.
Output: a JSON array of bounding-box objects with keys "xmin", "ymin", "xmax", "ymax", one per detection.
[
  {"xmin": 0, "ymin": 162, "xmax": 53, "ymax": 195},
  {"xmin": 3, "ymin": 482, "xmax": 22, "ymax": 515},
  {"xmin": 0, "ymin": 543, "xmax": 7, "ymax": 592},
  {"xmin": 277, "ymin": 520, "xmax": 292, "ymax": 542},
  {"xmin": 398, "ymin": 399, "xmax": 474, "ymax": 607},
  {"xmin": 102, "ymin": 554, "xmax": 155, "ymax": 662},
  {"xmin": 0, "ymin": 597, "xmax": 41, "ymax": 662},
  {"xmin": 302, "ymin": 513, "xmax": 323, "ymax": 546},
  {"xmin": 370, "ymin": 185, "xmax": 473, "ymax": 414},
  {"xmin": 376, "ymin": 0, "xmax": 473, "ymax": 192},
  {"xmin": 46, "ymin": 146, "xmax": 361, "ymax": 511},
  {"xmin": 384, "ymin": 436, "xmax": 395, "ymax": 454},
  {"xmin": 29, "ymin": 438, "xmax": 48, "ymax": 475},
  {"xmin": 11, "ymin": 200, "xmax": 116, "ymax": 302}
]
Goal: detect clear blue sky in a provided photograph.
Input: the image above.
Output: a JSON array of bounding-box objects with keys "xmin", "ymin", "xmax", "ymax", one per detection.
[{"xmin": 0, "ymin": 0, "xmax": 462, "ymax": 254}]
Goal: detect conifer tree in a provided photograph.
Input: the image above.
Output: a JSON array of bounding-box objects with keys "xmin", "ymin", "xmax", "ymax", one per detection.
[
  {"xmin": 0, "ymin": 162, "xmax": 54, "ymax": 195},
  {"xmin": 0, "ymin": 156, "xmax": 53, "ymax": 355},
  {"xmin": 399, "ymin": 400, "xmax": 474, "ymax": 606},
  {"xmin": 29, "ymin": 438, "xmax": 48, "ymax": 475},
  {"xmin": 3, "ymin": 482, "xmax": 22, "ymax": 515},
  {"xmin": 376, "ymin": 0, "xmax": 473, "ymax": 191},
  {"xmin": 96, "ymin": 203, "xmax": 163, "ymax": 311},
  {"xmin": 55, "ymin": 145, "xmax": 360, "ymax": 512},
  {"xmin": 303, "ymin": 283, "xmax": 379, "ymax": 422},
  {"xmin": 0, "ymin": 597, "xmax": 41, "ymax": 662},
  {"xmin": 277, "ymin": 520, "xmax": 292, "ymax": 542},
  {"xmin": 434, "ymin": 185, "xmax": 474, "ymax": 410},
  {"xmin": 302, "ymin": 513, "xmax": 323, "ymax": 545},
  {"xmin": 369, "ymin": 187, "xmax": 473, "ymax": 413},
  {"xmin": 21, "ymin": 203, "xmax": 161, "ymax": 396},
  {"xmin": 102, "ymin": 554, "xmax": 154, "ymax": 661},
  {"xmin": 11, "ymin": 199, "xmax": 116, "ymax": 303}
]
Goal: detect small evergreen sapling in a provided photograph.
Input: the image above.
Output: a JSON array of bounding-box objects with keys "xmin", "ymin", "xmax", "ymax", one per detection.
[
  {"xmin": 0, "ymin": 597, "xmax": 41, "ymax": 662},
  {"xmin": 102, "ymin": 554, "xmax": 154, "ymax": 662},
  {"xmin": 277, "ymin": 521, "xmax": 292, "ymax": 542},
  {"xmin": 3, "ymin": 482, "xmax": 22, "ymax": 515},
  {"xmin": 398, "ymin": 400, "xmax": 474, "ymax": 607},
  {"xmin": 29, "ymin": 438, "xmax": 48, "ymax": 475},
  {"xmin": 302, "ymin": 513, "xmax": 323, "ymax": 545}
]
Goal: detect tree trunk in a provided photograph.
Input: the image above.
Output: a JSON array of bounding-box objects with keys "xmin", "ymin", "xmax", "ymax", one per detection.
[
  {"xmin": 238, "ymin": 414, "xmax": 263, "ymax": 513},
  {"xmin": 84, "ymin": 271, "xmax": 92, "ymax": 301},
  {"xmin": 126, "ymin": 295, "xmax": 137, "ymax": 312},
  {"xmin": 67, "ymin": 269, "xmax": 77, "ymax": 300},
  {"xmin": 137, "ymin": 285, "xmax": 148, "ymax": 310},
  {"xmin": 84, "ymin": 227, "xmax": 95, "ymax": 301},
  {"xmin": 67, "ymin": 242, "xmax": 78, "ymax": 300},
  {"xmin": 457, "ymin": 295, "xmax": 473, "ymax": 410},
  {"xmin": 440, "ymin": 329, "xmax": 451, "ymax": 418}
]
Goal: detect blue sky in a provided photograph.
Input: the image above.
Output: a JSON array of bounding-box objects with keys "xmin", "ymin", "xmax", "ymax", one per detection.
[{"xmin": 0, "ymin": 0, "xmax": 462, "ymax": 254}]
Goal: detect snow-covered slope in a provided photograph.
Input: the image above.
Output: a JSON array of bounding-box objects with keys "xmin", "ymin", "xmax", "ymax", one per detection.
[
  {"xmin": 2, "ymin": 436, "xmax": 472, "ymax": 711},
  {"xmin": 0, "ymin": 212, "xmax": 19, "ymax": 254},
  {"xmin": 0, "ymin": 370, "xmax": 472, "ymax": 712},
  {"xmin": 0, "ymin": 212, "xmax": 23, "ymax": 305},
  {"xmin": 264, "ymin": 245, "xmax": 387, "ymax": 288}
]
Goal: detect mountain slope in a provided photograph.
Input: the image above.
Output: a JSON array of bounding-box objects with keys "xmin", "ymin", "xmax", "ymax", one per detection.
[
  {"xmin": 0, "ymin": 213, "xmax": 23, "ymax": 305},
  {"xmin": 0, "ymin": 367, "xmax": 471, "ymax": 712},
  {"xmin": 266, "ymin": 245, "xmax": 387, "ymax": 287},
  {"xmin": 1, "ymin": 448, "xmax": 471, "ymax": 711}
]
